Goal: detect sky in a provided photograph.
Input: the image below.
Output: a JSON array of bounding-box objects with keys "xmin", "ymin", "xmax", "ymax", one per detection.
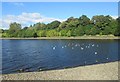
[{"xmin": 1, "ymin": 2, "xmax": 118, "ymax": 29}]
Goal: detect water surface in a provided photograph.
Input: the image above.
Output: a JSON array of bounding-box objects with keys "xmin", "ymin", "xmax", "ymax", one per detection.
[{"xmin": 2, "ymin": 39, "xmax": 119, "ymax": 74}]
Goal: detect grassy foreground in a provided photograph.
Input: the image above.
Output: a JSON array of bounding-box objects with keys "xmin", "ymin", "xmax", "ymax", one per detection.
[
  {"xmin": 1, "ymin": 61, "xmax": 119, "ymax": 80},
  {"xmin": 1, "ymin": 35, "xmax": 120, "ymax": 39}
]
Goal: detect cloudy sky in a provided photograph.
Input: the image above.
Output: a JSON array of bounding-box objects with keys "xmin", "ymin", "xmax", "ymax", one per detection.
[{"xmin": 1, "ymin": 2, "xmax": 118, "ymax": 29}]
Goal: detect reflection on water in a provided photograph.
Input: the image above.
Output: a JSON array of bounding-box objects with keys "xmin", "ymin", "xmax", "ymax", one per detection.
[{"xmin": 2, "ymin": 39, "xmax": 119, "ymax": 74}]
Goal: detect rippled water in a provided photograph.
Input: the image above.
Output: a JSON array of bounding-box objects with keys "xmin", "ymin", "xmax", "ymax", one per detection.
[{"xmin": 2, "ymin": 39, "xmax": 119, "ymax": 74}]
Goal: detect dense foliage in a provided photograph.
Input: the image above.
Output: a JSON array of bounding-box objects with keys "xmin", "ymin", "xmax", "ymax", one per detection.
[{"xmin": 1, "ymin": 15, "xmax": 120, "ymax": 37}]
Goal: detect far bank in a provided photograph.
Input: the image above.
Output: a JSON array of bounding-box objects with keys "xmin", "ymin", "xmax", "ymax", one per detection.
[{"xmin": 1, "ymin": 35, "xmax": 120, "ymax": 40}]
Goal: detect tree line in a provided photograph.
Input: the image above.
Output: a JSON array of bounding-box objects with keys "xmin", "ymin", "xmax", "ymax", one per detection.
[{"xmin": 1, "ymin": 15, "xmax": 120, "ymax": 38}]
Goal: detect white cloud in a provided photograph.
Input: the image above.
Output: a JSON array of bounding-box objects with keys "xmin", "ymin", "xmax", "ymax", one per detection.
[
  {"xmin": 111, "ymin": 15, "xmax": 118, "ymax": 19},
  {"xmin": 1, "ymin": 12, "xmax": 65, "ymax": 29}
]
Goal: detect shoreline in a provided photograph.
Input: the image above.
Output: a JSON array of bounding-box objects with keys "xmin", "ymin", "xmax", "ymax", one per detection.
[
  {"xmin": 1, "ymin": 36, "xmax": 120, "ymax": 40},
  {"xmin": 1, "ymin": 61, "xmax": 119, "ymax": 80}
]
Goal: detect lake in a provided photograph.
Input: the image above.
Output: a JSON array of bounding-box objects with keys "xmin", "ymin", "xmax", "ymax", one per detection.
[{"xmin": 2, "ymin": 39, "xmax": 119, "ymax": 74}]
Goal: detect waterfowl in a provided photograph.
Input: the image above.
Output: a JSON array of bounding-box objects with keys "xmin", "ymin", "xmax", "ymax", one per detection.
[
  {"xmin": 97, "ymin": 45, "xmax": 99, "ymax": 47},
  {"xmin": 96, "ymin": 60, "xmax": 98, "ymax": 63},
  {"xmin": 53, "ymin": 46, "xmax": 56, "ymax": 50},
  {"xmin": 72, "ymin": 47, "xmax": 74, "ymax": 49},
  {"xmin": 95, "ymin": 52, "xmax": 97, "ymax": 55},
  {"xmin": 106, "ymin": 58, "xmax": 109, "ymax": 60},
  {"xmin": 81, "ymin": 47, "xmax": 84, "ymax": 50},
  {"xmin": 92, "ymin": 44, "xmax": 95, "ymax": 47}
]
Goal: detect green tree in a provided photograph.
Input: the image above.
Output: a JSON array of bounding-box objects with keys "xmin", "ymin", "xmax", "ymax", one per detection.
[
  {"xmin": 33, "ymin": 32, "xmax": 38, "ymax": 38},
  {"xmin": 66, "ymin": 17, "xmax": 75, "ymax": 23},
  {"xmin": 77, "ymin": 26, "xmax": 85, "ymax": 36},
  {"xmin": 8, "ymin": 22, "xmax": 22, "ymax": 37},
  {"xmin": 0, "ymin": 29, "xmax": 4, "ymax": 33},
  {"xmin": 84, "ymin": 25, "xmax": 92, "ymax": 35},
  {"xmin": 59, "ymin": 21, "xmax": 68, "ymax": 29},
  {"xmin": 59, "ymin": 30, "xmax": 68, "ymax": 36},
  {"xmin": 114, "ymin": 17, "xmax": 120, "ymax": 36},
  {"xmin": 66, "ymin": 18, "xmax": 79, "ymax": 28},
  {"xmin": 2, "ymin": 15, "xmax": 120, "ymax": 38},
  {"xmin": 46, "ymin": 30, "xmax": 59, "ymax": 37},
  {"xmin": 47, "ymin": 21, "xmax": 61, "ymax": 29},
  {"xmin": 66, "ymin": 30, "xmax": 71, "ymax": 37},
  {"xmin": 79, "ymin": 15, "xmax": 90, "ymax": 26},
  {"xmin": 90, "ymin": 27, "xmax": 99, "ymax": 35},
  {"xmin": 33, "ymin": 22, "xmax": 46, "ymax": 30},
  {"xmin": 37, "ymin": 30, "xmax": 46, "ymax": 37},
  {"xmin": 24, "ymin": 28, "xmax": 36, "ymax": 37},
  {"xmin": 102, "ymin": 26, "xmax": 112, "ymax": 35},
  {"xmin": 91, "ymin": 15, "xmax": 112, "ymax": 30}
]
